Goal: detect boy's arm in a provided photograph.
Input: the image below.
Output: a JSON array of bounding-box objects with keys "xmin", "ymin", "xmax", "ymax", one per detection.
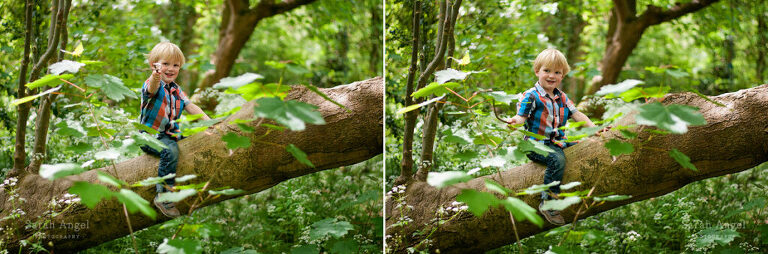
[
  {"xmin": 572, "ymin": 111, "xmax": 596, "ymax": 127},
  {"xmin": 185, "ymin": 103, "xmax": 211, "ymax": 121},
  {"xmin": 147, "ymin": 63, "xmax": 162, "ymax": 95}
]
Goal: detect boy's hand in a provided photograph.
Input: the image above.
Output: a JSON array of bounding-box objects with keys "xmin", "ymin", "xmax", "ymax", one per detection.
[{"xmin": 151, "ymin": 63, "xmax": 162, "ymax": 83}]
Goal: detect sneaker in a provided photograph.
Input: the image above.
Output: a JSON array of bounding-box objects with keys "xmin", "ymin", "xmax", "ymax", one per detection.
[
  {"xmin": 538, "ymin": 203, "xmax": 565, "ymax": 225},
  {"xmin": 154, "ymin": 196, "xmax": 181, "ymax": 218}
]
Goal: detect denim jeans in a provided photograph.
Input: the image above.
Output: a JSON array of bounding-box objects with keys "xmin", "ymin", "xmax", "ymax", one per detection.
[
  {"xmin": 140, "ymin": 133, "xmax": 179, "ymax": 193},
  {"xmin": 526, "ymin": 141, "xmax": 566, "ymax": 200}
]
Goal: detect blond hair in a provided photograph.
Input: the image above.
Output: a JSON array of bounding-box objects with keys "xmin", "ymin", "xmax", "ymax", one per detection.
[
  {"xmin": 533, "ymin": 48, "xmax": 570, "ymax": 75},
  {"xmin": 147, "ymin": 42, "xmax": 185, "ymax": 66}
]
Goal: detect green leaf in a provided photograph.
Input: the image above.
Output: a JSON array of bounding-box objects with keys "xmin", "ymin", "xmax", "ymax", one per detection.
[
  {"xmin": 301, "ymin": 83, "xmax": 347, "ymax": 110},
  {"xmin": 593, "ymin": 195, "xmax": 631, "ymax": 202},
  {"xmin": 48, "ymin": 60, "xmax": 85, "ymax": 75},
  {"xmin": 595, "ymin": 79, "xmax": 643, "ymax": 97},
  {"xmin": 157, "ymin": 238, "xmax": 203, "ymax": 254},
  {"xmin": 85, "ymin": 74, "xmax": 136, "ymax": 101},
  {"xmin": 132, "ymin": 122, "xmax": 160, "ymax": 135},
  {"xmin": 287, "ymin": 144, "xmax": 314, "ymax": 167},
  {"xmin": 696, "ymin": 228, "xmax": 739, "ymax": 247},
  {"xmin": 427, "ymin": 171, "xmax": 473, "ymax": 189},
  {"xmin": 180, "ymin": 118, "xmax": 220, "ymax": 137},
  {"xmin": 519, "ymin": 130, "xmax": 548, "ymax": 140},
  {"xmin": 308, "ymin": 218, "xmax": 354, "ymax": 241},
  {"xmin": 725, "ymin": 198, "xmax": 766, "ymax": 218},
  {"xmin": 68, "ymin": 181, "xmax": 113, "ymax": 209},
  {"xmin": 411, "ymin": 81, "xmax": 460, "ymax": 98},
  {"xmin": 517, "ymin": 181, "xmax": 560, "ymax": 196},
  {"xmin": 212, "ymin": 73, "xmax": 264, "ymax": 89},
  {"xmin": 456, "ymin": 189, "xmax": 499, "ymax": 217},
  {"xmin": 11, "ymin": 86, "xmax": 61, "ymax": 106},
  {"xmin": 443, "ymin": 129, "xmax": 472, "ymax": 144},
  {"xmin": 499, "ymin": 197, "xmax": 544, "ymax": 227},
  {"xmin": 485, "ymin": 179, "xmax": 511, "ymax": 196},
  {"xmin": 614, "ymin": 86, "xmax": 670, "ymax": 102},
  {"xmin": 97, "ymin": 171, "xmax": 127, "ymax": 188},
  {"xmin": 115, "ymin": 189, "xmax": 156, "ymax": 219},
  {"xmin": 71, "ymin": 142, "xmax": 93, "ymax": 154},
  {"xmin": 669, "ymin": 149, "xmax": 697, "ymax": 171},
  {"xmin": 604, "ymin": 139, "xmax": 634, "ymax": 156},
  {"xmin": 291, "ymin": 244, "xmax": 320, "ymax": 254},
  {"xmin": 541, "ymin": 196, "xmax": 581, "ymax": 211},
  {"xmin": 132, "ymin": 174, "xmax": 175, "ymax": 187},
  {"xmin": 55, "ymin": 121, "xmax": 85, "ymax": 137},
  {"xmin": 208, "ymin": 188, "xmax": 245, "ymax": 196},
  {"xmin": 396, "ymin": 95, "xmax": 444, "ymax": 114},
  {"xmin": 518, "ymin": 139, "xmax": 554, "ymax": 156},
  {"xmin": 40, "ymin": 163, "xmax": 85, "ymax": 180},
  {"xmin": 26, "ymin": 74, "xmax": 75, "ymax": 89},
  {"xmin": 635, "ymin": 102, "xmax": 706, "ymax": 134},
  {"xmin": 157, "ymin": 189, "xmax": 197, "ymax": 203},
  {"xmin": 253, "ymin": 97, "xmax": 325, "ymax": 131},
  {"xmin": 236, "ymin": 123, "xmax": 255, "ymax": 133},
  {"xmin": 665, "ymin": 68, "xmax": 690, "ymax": 79},
  {"xmin": 473, "ymin": 135, "xmax": 503, "ymax": 146},
  {"xmin": 455, "ymin": 150, "xmax": 479, "ymax": 161},
  {"xmin": 620, "ymin": 130, "xmax": 637, "ymax": 139},
  {"xmin": 221, "ymin": 132, "xmax": 251, "ymax": 149},
  {"xmin": 131, "ymin": 132, "xmax": 168, "ymax": 151}
]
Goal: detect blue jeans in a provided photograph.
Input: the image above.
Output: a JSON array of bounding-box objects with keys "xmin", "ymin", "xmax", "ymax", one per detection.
[
  {"xmin": 526, "ymin": 142, "xmax": 566, "ymax": 200},
  {"xmin": 140, "ymin": 133, "xmax": 179, "ymax": 193}
]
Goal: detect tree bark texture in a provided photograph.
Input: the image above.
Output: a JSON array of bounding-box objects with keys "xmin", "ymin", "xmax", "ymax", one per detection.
[
  {"xmin": 0, "ymin": 77, "xmax": 383, "ymax": 251},
  {"xmin": 586, "ymin": 0, "xmax": 720, "ymax": 96},
  {"xmin": 195, "ymin": 0, "xmax": 317, "ymax": 110},
  {"xmin": 386, "ymin": 84, "xmax": 768, "ymax": 253}
]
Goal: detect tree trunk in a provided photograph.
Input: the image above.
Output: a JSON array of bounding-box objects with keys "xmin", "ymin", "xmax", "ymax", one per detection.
[
  {"xmin": 386, "ymin": 83, "xmax": 768, "ymax": 253},
  {"xmin": 586, "ymin": 0, "xmax": 720, "ymax": 96},
  {"xmin": 194, "ymin": 0, "xmax": 317, "ymax": 110},
  {"xmin": 0, "ymin": 77, "xmax": 383, "ymax": 251}
]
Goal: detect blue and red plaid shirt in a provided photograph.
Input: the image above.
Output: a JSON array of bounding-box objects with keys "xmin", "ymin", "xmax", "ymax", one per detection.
[
  {"xmin": 516, "ymin": 82, "xmax": 578, "ymax": 148},
  {"xmin": 139, "ymin": 80, "xmax": 188, "ymax": 139}
]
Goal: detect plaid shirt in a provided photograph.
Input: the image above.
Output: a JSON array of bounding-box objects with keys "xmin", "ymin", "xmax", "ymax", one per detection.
[
  {"xmin": 516, "ymin": 82, "xmax": 578, "ymax": 148},
  {"xmin": 139, "ymin": 80, "xmax": 188, "ymax": 138}
]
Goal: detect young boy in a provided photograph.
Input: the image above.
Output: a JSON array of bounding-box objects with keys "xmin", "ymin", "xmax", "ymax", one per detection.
[
  {"xmin": 139, "ymin": 42, "xmax": 210, "ymax": 218},
  {"xmin": 506, "ymin": 48, "xmax": 597, "ymax": 225}
]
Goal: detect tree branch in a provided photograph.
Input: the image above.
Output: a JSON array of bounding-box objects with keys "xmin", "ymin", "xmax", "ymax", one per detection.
[
  {"xmin": 639, "ymin": 0, "xmax": 720, "ymax": 26},
  {"xmin": 12, "ymin": 0, "xmax": 36, "ymax": 175},
  {"xmin": 396, "ymin": 0, "xmax": 423, "ymax": 185}
]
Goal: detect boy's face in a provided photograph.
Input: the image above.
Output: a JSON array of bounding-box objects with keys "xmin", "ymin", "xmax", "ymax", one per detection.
[
  {"xmin": 535, "ymin": 65, "xmax": 564, "ymax": 93},
  {"xmin": 153, "ymin": 59, "xmax": 181, "ymax": 84}
]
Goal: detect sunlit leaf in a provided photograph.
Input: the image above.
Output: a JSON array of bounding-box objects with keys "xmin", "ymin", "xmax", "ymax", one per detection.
[
  {"xmin": 427, "ymin": 171, "xmax": 472, "ymax": 189},
  {"xmin": 485, "ymin": 179, "xmax": 511, "ymax": 196},
  {"xmin": 132, "ymin": 122, "xmax": 159, "ymax": 135},
  {"xmin": 175, "ymin": 175, "xmax": 197, "ymax": 182},
  {"xmin": 396, "ymin": 95, "xmax": 444, "ymax": 114},
  {"xmin": 488, "ymin": 91, "xmax": 520, "ymax": 105},
  {"xmin": 434, "ymin": 68, "xmax": 484, "ymax": 84},
  {"xmin": 49, "ymin": 60, "xmax": 85, "ymax": 75},
  {"xmin": 559, "ymin": 182, "xmax": 581, "ymax": 190},
  {"xmin": 253, "ymin": 97, "xmax": 325, "ymax": 131},
  {"xmin": 518, "ymin": 139, "xmax": 554, "ymax": 156},
  {"xmin": 11, "ymin": 86, "xmax": 60, "ymax": 106},
  {"xmin": 157, "ymin": 189, "xmax": 197, "ymax": 203},
  {"xmin": 541, "ymin": 196, "xmax": 581, "ymax": 211},
  {"xmin": 212, "ymin": 72, "xmax": 264, "ymax": 89},
  {"xmin": 595, "ymin": 79, "xmax": 643, "ymax": 97},
  {"xmin": 613, "ymin": 86, "xmax": 670, "ymax": 102},
  {"xmin": 519, "ymin": 130, "xmax": 548, "ymax": 140},
  {"xmin": 131, "ymin": 174, "xmax": 176, "ymax": 187},
  {"xmin": 593, "ymin": 195, "xmax": 631, "ymax": 202},
  {"xmin": 517, "ymin": 181, "xmax": 560, "ymax": 195},
  {"xmin": 287, "ymin": 144, "xmax": 314, "ymax": 167},
  {"xmin": 669, "ymin": 149, "xmax": 697, "ymax": 171},
  {"xmin": 40, "ymin": 163, "xmax": 85, "ymax": 180},
  {"xmin": 208, "ymin": 188, "xmax": 245, "ymax": 196},
  {"xmin": 132, "ymin": 132, "xmax": 168, "ymax": 151},
  {"xmin": 480, "ymin": 156, "xmax": 506, "ymax": 168},
  {"xmin": 26, "ymin": 74, "xmax": 75, "ymax": 89},
  {"xmin": 95, "ymin": 148, "xmax": 121, "ymax": 160},
  {"xmin": 97, "ymin": 171, "xmax": 127, "ymax": 188},
  {"xmin": 85, "ymin": 74, "xmax": 136, "ymax": 101}
]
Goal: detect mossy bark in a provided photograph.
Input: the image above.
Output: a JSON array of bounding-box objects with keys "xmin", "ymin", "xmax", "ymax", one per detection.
[
  {"xmin": 0, "ymin": 77, "xmax": 382, "ymax": 251},
  {"xmin": 386, "ymin": 84, "xmax": 768, "ymax": 253}
]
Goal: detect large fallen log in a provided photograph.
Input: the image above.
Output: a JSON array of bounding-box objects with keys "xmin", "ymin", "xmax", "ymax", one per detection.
[
  {"xmin": 385, "ymin": 84, "xmax": 768, "ymax": 253},
  {"xmin": 0, "ymin": 77, "xmax": 383, "ymax": 251}
]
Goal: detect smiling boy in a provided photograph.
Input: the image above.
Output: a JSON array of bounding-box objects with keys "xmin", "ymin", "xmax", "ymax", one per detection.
[
  {"xmin": 139, "ymin": 42, "xmax": 210, "ymax": 218},
  {"xmin": 506, "ymin": 48, "xmax": 597, "ymax": 225}
]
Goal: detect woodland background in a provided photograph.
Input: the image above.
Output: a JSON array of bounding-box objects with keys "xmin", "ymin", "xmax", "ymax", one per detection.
[
  {"xmin": 0, "ymin": 0, "xmax": 383, "ymax": 253},
  {"xmin": 385, "ymin": 0, "xmax": 767, "ymax": 253}
]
